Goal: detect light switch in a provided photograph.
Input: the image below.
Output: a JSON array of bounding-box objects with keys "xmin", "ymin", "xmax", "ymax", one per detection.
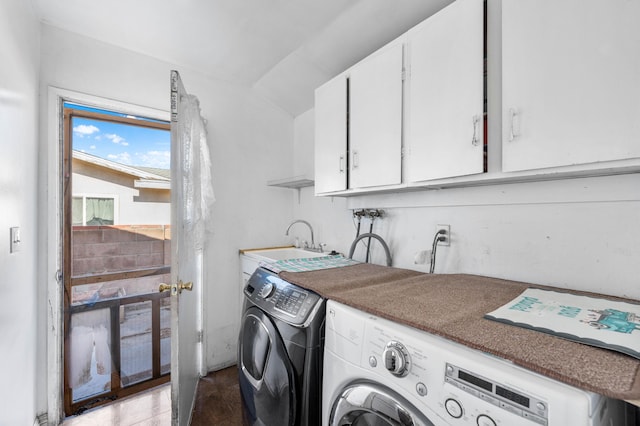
[{"xmin": 10, "ymin": 227, "xmax": 21, "ymax": 253}]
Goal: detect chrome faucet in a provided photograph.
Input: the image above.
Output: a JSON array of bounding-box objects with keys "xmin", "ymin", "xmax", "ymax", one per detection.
[{"xmin": 285, "ymin": 220, "xmax": 317, "ymax": 250}]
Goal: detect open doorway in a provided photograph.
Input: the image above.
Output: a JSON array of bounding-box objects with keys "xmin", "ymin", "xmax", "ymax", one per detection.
[{"xmin": 62, "ymin": 102, "xmax": 172, "ymax": 416}]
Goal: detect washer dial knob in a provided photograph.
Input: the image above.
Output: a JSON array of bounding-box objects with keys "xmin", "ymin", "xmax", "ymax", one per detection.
[{"xmin": 383, "ymin": 341, "xmax": 410, "ymax": 377}]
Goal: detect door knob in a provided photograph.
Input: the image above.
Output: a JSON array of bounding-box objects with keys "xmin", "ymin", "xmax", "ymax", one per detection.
[
  {"xmin": 159, "ymin": 280, "xmax": 193, "ymax": 294},
  {"xmin": 178, "ymin": 280, "xmax": 193, "ymax": 293}
]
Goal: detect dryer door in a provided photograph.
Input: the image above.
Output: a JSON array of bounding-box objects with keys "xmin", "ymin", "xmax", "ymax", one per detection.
[
  {"xmin": 330, "ymin": 383, "xmax": 434, "ymax": 426},
  {"xmin": 239, "ymin": 306, "xmax": 296, "ymax": 425}
]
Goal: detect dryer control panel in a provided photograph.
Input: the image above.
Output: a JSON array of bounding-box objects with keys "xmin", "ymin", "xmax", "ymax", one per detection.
[{"xmin": 244, "ymin": 267, "xmax": 322, "ymax": 326}]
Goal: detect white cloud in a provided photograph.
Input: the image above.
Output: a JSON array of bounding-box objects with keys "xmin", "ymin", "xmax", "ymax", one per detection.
[
  {"xmin": 90, "ymin": 145, "xmax": 96, "ymax": 150},
  {"xmin": 73, "ymin": 124, "xmax": 99, "ymax": 136},
  {"xmin": 107, "ymin": 152, "xmax": 132, "ymax": 164},
  {"xmin": 137, "ymin": 150, "xmax": 171, "ymax": 168},
  {"xmin": 105, "ymin": 133, "xmax": 126, "ymax": 145}
]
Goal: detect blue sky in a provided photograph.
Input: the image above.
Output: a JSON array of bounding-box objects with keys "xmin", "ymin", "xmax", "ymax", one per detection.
[{"xmin": 72, "ymin": 116, "xmax": 171, "ymax": 169}]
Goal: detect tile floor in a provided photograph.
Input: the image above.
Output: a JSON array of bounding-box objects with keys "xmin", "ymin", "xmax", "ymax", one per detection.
[
  {"xmin": 62, "ymin": 366, "xmax": 242, "ymax": 425},
  {"xmin": 62, "ymin": 384, "xmax": 171, "ymax": 426}
]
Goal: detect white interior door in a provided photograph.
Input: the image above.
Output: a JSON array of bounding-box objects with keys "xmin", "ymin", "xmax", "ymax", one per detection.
[{"xmin": 169, "ymin": 70, "xmax": 205, "ymax": 425}]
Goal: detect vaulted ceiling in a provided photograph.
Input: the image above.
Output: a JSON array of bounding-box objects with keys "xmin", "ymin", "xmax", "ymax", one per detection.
[{"xmin": 32, "ymin": 0, "xmax": 453, "ymax": 116}]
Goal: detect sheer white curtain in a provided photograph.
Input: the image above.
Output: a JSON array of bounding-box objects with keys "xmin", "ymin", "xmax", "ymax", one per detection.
[{"xmin": 178, "ymin": 93, "xmax": 215, "ymax": 249}]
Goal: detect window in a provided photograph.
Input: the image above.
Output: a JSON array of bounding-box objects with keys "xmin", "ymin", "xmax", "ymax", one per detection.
[{"xmin": 72, "ymin": 195, "xmax": 118, "ymax": 226}]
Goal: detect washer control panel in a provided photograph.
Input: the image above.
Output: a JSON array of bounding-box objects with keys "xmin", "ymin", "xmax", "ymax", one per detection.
[{"xmin": 244, "ymin": 267, "xmax": 322, "ymax": 325}]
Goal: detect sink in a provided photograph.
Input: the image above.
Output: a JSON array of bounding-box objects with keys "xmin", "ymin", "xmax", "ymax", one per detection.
[{"xmin": 243, "ymin": 247, "xmax": 327, "ymax": 262}]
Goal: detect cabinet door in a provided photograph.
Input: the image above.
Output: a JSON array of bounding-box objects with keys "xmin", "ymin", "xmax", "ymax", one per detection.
[
  {"xmin": 502, "ymin": 0, "xmax": 640, "ymax": 172},
  {"xmin": 314, "ymin": 74, "xmax": 348, "ymax": 194},
  {"xmin": 406, "ymin": 0, "xmax": 484, "ymax": 182},
  {"xmin": 349, "ymin": 42, "xmax": 403, "ymax": 189}
]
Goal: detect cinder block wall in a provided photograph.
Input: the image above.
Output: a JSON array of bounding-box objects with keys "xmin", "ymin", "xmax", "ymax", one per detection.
[
  {"xmin": 71, "ymin": 225, "xmax": 171, "ymax": 302},
  {"xmin": 72, "ymin": 225, "xmax": 170, "ymax": 276}
]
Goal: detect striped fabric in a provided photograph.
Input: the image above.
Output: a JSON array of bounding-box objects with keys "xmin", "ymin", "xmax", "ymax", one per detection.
[{"xmin": 259, "ymin": 254, "xmax": 360, "ymax": 273}]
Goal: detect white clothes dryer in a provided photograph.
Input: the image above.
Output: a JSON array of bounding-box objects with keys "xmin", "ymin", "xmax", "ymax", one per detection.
[{"xmin": 322, "ymin": 300, "xmax": 632, "ymax": 426}]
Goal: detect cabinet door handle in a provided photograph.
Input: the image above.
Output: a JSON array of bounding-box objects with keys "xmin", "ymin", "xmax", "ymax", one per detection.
[
  {"xmin": 472, "ymin": 115, "xmax": 481, "ymax": 146},
  {"xmin": 339, "ymin": 155, "xmax": 345, "ymax": 173},
  {"xmin": 509, "ymin": 108, "xmax": 520, "ymax": 142},
  {"xmin": 352, "ymin": 151, "xmax": 359, "ymax": 169}
]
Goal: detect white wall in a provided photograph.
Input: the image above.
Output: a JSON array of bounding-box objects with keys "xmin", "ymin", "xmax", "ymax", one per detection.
[
  {"xmin": 39, "ymin": 24, "xmax": 297, "ymax": 389},
  {"xmin": 0, "ymin": 0, "xmax": 41, "ymax": 424},
  {"xmin": 294, "ymin": 175, "xmax": 640, "ymax": 300}
]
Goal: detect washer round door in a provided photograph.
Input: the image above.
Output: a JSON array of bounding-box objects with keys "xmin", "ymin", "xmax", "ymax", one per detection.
[
  {"xmin": 239, "ymin": 306, "xmax": 296, "ymax": 425},
  {"xmin": 330, "ymin": 383, "xmax": 434, "ymax": 426}
]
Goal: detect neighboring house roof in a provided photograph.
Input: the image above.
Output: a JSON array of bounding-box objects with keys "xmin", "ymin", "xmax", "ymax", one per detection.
[
  {"xmin": 73, "ymin": 150, "xmax": 170, "ymax": 190},
  {"xmin": 137, "ymin": 166, "xmax": 171, "ymax": 180}
]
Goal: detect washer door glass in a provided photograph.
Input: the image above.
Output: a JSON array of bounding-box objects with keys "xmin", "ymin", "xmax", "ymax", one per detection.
[
  {"xmin": 330, "ymin": 383, "xmax": 434, "ymax": 426},
  {"xmin": 239, "ymin": 307, "xmax": 296, "ymax": 425}
]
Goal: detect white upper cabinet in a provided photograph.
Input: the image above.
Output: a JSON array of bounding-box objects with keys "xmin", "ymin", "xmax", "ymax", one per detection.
[
  {"xmin": 314, "ymin": 0, "xmax": 640, "ymax": 197},
  {"xmin": 314, "ymin": 40, "xmax": 403, "ymax": 194},
  {"xmin": 314, "ymin": 74, "xmax": 348, "ymax": 194},
  {"xmin": 502, "ymin": 0, "xmax": 640, "ymax": 172},
  {"xmin": 406, "ymin": 0, "xmax": 485, "ymax": 182},
  {"xmin": 349, "ymin": 42, "xmax": 404, "ymax": 189}
]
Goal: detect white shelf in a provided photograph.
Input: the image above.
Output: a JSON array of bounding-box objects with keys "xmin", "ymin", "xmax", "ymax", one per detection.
[
  {"xmin": 267, "ymin": 175, "xmax": 314, "ymax": 189},
  {"xmin": 267, "ymin": 175, "xmax": 315, "ymax": 203}
]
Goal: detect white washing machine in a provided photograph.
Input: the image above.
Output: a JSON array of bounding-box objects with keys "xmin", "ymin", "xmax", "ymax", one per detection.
[{"xmin": 322, "ymin": 300, "xmax": 632, "ymax": 426}]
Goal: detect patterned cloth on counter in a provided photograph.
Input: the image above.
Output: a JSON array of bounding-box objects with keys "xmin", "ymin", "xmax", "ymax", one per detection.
[{"xmin": 259, "ymin": 254, "xmax": 360, "ymax": 273}]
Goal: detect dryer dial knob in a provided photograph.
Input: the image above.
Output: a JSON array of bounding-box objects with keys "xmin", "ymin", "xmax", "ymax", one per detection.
[
  {"xmin": 383, "ymin": 341, "xmax": 410, "ymax": 377},
  {"xmin": 258, "ymin": 282, "xmax": 275, "ymax": 299}
]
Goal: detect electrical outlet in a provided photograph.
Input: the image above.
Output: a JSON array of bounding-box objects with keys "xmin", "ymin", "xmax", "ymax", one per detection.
[{"xmin": 436, "ymin": 224, "xmax": 450, "ymax": 246}]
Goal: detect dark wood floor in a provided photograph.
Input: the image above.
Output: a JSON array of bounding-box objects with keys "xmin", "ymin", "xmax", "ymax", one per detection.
[{"xmin": 191, "ymin": 365, "xmax": 244, "ymax": 425}]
